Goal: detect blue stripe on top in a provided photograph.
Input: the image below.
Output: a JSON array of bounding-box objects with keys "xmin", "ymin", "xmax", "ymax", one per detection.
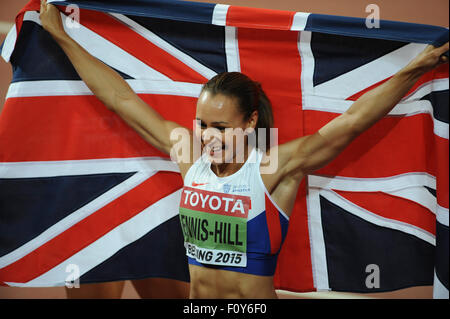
[
  {"xmin": 50, "ymin": 0, "xmax": 216, "ymax": 24},
  {"xmin": 305, "ymin": 14, "xmax": 449, "ymax": 47},
  {"xmin": 47, "ymin": 0, "xmax": 449, "ymax": 48}
]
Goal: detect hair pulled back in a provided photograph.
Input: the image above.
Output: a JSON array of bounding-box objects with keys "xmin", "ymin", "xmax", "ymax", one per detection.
[{"xmin": 201, "ymin": 72, "xmax": 274, "ymax": 150}]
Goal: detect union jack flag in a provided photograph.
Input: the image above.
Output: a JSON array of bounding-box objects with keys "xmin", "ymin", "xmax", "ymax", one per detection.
[{"xmin": 0, "ymin": 0, "xmax": 448, "ymax": 297}]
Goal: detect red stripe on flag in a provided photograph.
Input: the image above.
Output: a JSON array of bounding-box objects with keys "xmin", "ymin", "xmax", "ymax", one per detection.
[
  {"xmin": 237, "ymin": 27, "xmax": 313, "ymax": 291},
  {"xmin": 0, "ymin": 171, "xmax": 183, "ymax": 284},
  {"xmin": 435, "ymin": 135, "xmax": 449, "ymax": 209},
  {"xmin": 304, "ymin": 111, "xmax": 441, "ymax": 178},
  {"xmin": 0, "ymin": 94, "xmax": 196, "ymax": 162},
  {"xmin": 275, "ymin": 180, "xmax": 314, "ymax": 292},
  {"xmin": 227, "ymin": 6, "xmax": 295, "ymax": 30},
  {"xmin": 333, "ymin": 190, "xmax": 436, "ymax": 235},
  {"xmin": 237, "ymin": 28, "xmax": 303, "ymax": 143},
  {"xmin": 77, "ymin": 9, "xmax": 208, "ymax": 83},
  {"xmin": 264, "ymin": 194, "xmax": 282, "ymax": 255}
]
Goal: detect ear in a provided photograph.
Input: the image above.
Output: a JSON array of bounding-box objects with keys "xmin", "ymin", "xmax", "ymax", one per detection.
[{"xmin": 247, "ymin": 110, "xmax": 258, "ymax": 129}]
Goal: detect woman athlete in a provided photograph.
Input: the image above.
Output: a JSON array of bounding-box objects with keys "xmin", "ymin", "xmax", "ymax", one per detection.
[{"xmin": 40, "ymin": 0, "xmax": 448, "ymax": 299}]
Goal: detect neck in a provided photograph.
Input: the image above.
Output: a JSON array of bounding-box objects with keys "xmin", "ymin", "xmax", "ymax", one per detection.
[{"xmin": 211, "ymin": 146, "xmax": 253, "ymax": 177}]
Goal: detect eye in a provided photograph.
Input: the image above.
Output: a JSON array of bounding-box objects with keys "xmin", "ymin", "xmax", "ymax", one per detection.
[{"xmin": 215, "ymin": 126, "xmax": 226, "ymax": 132}]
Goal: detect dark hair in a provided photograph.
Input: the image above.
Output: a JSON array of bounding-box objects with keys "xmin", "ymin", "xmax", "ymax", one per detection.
[{"xmin": 201, "ymin": 72, "xmax": 274, "ymax": 150}]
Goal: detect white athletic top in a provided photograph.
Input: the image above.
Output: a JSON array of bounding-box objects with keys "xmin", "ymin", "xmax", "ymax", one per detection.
[{"xmin": 179, "ymin": 147, "xmax": 289, "ymax": 276}]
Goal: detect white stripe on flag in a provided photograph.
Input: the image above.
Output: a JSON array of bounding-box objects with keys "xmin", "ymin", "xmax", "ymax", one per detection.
[
  {"xmin": 0, "ymin": 157, "xmax": 179, "ymax": 179},
  {"xmin": 128, "ymin": 79, "xmax": 202, "ymax": 97},
  {"xmin": 290, "ymin": 12, "xmax": 310, "ymax": 31},
  {"xmin": 5, "ymin": 189, "xmax": 182, "ymax": 287},
  {"xmin": 433, "ymin": 119, "xmax": 449, "ymax": 140},
  {"xmin": 225, "ymin": 26, "xmax": 241, "ymax": 72},
  {"xmin": 298, "ymin": 31, "xmax": 314, "ymax": 96},
  {"xmin": 23, "ymin": 11, "xmax": 170, "ymax": 81},
  {"xmin": 109, "ymin": 13, "xmax": 217, "ymax": 80},
  {"xmin": 318, "ymin": 189, "xmax": 436, "ymax": 245},
  {"xmin": 312, "ymin": 43, "xmax": 428, "ymax": 99},
  {"xmin": 304, "ymin": 91, "xmax": 443, "ymax": 115},
  {"xmin": 1, "ymin": 23, "xmax": 16, "ymax": 62},
  {"xmin": 0, "ymin": 171, "xmax": 155, "ymax": 269},
  {"xmin": 212, "ymin": 4, "xmax": 230, "ymax": 26},
  {"xmin": 433, "ymin": 270, "xmax": 449, "ymax": 299},
  {"xmin": 302, "ymin": 96, "xmax": 449, "ymax": 139},
  {"xmin": 6, "ymin": 79, "xmax": 202, "ymax": 99},
  {"xmin": 306, "ymin": 186, "xmax": 330, "ymax": 291},
  {"xmin": 308, "ymin": 173, "xmax": 436, "ymax": 192},
  {"xmin": 402, "ymin": 78, "xmax": 449, "ymax": 102},
  {"xmin": 437, "ymin": 204, "xmax": 449, "ymax": 227}
]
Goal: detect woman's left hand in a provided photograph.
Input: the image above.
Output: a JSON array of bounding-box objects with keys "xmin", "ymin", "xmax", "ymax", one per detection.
[{"xmin": 406, "ymin": 42, "xmax": 449, "ymax": 74}]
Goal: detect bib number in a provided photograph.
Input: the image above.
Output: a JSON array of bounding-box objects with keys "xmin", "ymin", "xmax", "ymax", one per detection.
[{"xmin": 185, "ymin": 243, "xmax": 246, "ymax": 267}]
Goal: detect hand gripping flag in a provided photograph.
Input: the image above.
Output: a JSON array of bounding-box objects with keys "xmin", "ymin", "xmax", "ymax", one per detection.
[{"xmin": 0, "ymin": 0, "xmax": 448, "ymax": 297}]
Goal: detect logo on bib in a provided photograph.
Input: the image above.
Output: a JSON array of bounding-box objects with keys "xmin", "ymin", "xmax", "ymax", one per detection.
[
  {"xmin": 181, "ymin": 187, "xmax": 250, "ymax": 217},
  {"xmin": 192, "ymin": 182, "xmax": 208, "ymax": 187},
  {"xmin": 223, "ymin": 183, "xmax": 231, "ymax": 194}
]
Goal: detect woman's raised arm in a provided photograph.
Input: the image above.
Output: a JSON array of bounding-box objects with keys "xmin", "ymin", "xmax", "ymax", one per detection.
[
  {"xmin": 39, "ymin": 0, "xmax": 186, "ymax": 156},
  {"xmin": 278, "ymin": 42, "xmax": 449, "ymax": 180}
]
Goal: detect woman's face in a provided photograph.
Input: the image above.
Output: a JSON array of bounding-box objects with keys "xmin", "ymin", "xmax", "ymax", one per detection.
[{"xmin": 195, "ymin": 90, "xmax": 256, "ymax": 164}]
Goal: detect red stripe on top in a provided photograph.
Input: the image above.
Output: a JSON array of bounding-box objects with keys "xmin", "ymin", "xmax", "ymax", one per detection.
[
  {"xmin": 334, "ymin": 190, "xmax": 436, "ymax": 235},
  {"xmin": 77, "ymin": 9, "xmax": 208, "ymax": 83},
  {"xmin": 0, "ymin": 171, "xmax": 182, "ymax": 284},
  {"xmin": 227, "ymin": 6, "xmax": 296, "ymax": 30},
  {"xmin": 264, "ymin": 194, "xmax": 282, "ymax": 255}
]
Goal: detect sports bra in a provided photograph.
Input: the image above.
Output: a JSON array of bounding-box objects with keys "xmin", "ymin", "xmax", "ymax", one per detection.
[{"xmin": 179, "ymin": 147, "xmax": 289, "ymax": 276}]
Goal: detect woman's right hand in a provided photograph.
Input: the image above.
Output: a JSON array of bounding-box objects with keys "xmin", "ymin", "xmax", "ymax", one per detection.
[{"xmin": 40, "ymin": 0, "xmax": 66, "ymax": 38}]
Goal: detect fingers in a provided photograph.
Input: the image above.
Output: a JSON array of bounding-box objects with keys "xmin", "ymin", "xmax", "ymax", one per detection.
[
  {"xmin": 436, "ymin": 41, "xmax": 449, "ymax": 55},
  {"xmin": 40, "ymin": 0, "xmax": 46, "ymax": 13},
  {"xmin": 436, "ymin": 42, "xmax": 449, "ymax": 64}
]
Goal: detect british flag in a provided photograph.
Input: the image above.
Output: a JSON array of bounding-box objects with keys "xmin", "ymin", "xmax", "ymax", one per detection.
[{"xmin": 0, "ymin": 0, "xmax": 448, "ymax": 297}]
